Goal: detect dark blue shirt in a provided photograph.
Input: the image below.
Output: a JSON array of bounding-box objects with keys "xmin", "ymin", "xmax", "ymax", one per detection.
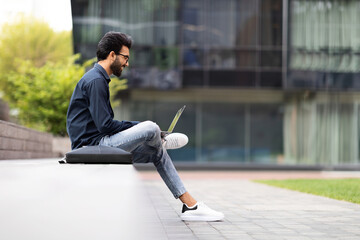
[{"xmin": 66, "ymin": 63, "xmax": 138, "ymax": 149}]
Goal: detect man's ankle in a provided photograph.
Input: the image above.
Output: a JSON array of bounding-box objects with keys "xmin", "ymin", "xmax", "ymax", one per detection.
[
  {"xmin": 185, "ymin": 201, "xmax": 197, "ymax": 208},
  {"xmin": 179, "ymin": 192, "xmax": 197, "ymax": 207}
]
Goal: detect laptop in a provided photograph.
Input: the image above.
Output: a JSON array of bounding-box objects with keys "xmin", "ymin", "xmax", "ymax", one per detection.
[{"xmin": 161, "ymin": 105, "xmax": 186, "ymax": 137}]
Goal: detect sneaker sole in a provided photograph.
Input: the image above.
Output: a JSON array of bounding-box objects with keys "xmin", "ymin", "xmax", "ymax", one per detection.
[{"xmin": 181, "ymin": 215, "xmax": 224, "ymax": 222}]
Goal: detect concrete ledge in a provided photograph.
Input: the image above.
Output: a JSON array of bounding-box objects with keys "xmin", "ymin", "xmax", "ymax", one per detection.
[
  {"xmin": 0, "ymin": 159, "xmax": 164, "ymax": 240},
  {"xmin": 0, "ymin": 120, "xmax": 55, "ymax": 159}
]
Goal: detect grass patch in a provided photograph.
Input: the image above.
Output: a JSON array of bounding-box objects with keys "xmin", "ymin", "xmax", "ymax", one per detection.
[{"xmin": 254, "ymin": 178, "xmax": 360, "ymax": 204}]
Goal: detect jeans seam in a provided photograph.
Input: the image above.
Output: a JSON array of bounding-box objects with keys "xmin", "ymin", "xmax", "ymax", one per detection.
[
  {"xmin": 154, "ymin": 154, "xmax": 185, "ymax": 198},
  {"xmin": 158, "ymin": 164, "xmax": 183, "ymax": 198},
  {"xmin": 109, "ymin": 135, "xmax": 145, "ymax": 148}
]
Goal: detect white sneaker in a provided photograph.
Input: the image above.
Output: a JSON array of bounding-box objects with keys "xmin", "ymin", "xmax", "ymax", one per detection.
[
  {"xmin": 163, "ymin": 133, "xmax": 188, "ymax": 150},
  {"xmin": 180, "ymin": 202, "xmax": 224, "ymax": 222}
]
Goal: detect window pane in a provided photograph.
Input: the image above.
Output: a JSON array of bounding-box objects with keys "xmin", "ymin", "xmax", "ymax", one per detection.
[
  {"xmin": 131, "ymin": 47, "xmax": 153, "ymax": 68},
  {"xmin": 261, "ymin": 50, "xmax": 282, "ymax": 67},
  {"xmin": 153, "ymin": 47, "xmax": 179, "ymax": 69},
  {"xmin": 260, "ymin": 0, "xmax": 282, "ymax": 46},
  {"xmin": 102, "ymin": 0, "xmax": 179, "ymax": 46},
  {"xmin": 130, "ymin": 46, "xmax": 178, "ymax": 69},
  {"xmin": 206, "ymin": 50, "xmax": 236, "ymax": 69},
  {"xmin": 182, "ymin": 0, "xmax": 205, "ymax": 46},
  {"xmin": 129, "ymin": 101, "xmax": 154, "ymax": 121},
  {"xmin": 207, "ymin": 0, "xmax": 258, "ymax": 47},
  {"xmin": 289, "ymin": 0, "xmax": 359, "ymax": 73},
  {"xmin": 209, "ymin": 71, "xmax": 256, "ymax": 87},
  {"xmin": 72, "ymin": 0, "xmax": 102, "ymax": 58},
  {"xmin": 182, "ymin": 0, "xmax": 258, "ymax": 47},
  {"xmin": 183, "ymin": 70, "xmax": 205, "ymax": 86},
  {"xmin": 259, "ymin": 71, "xmax": 282, "ymax": 88},
  {"xmin": 205, "ymin": 0, "xmax": 238, "ymax": 47},
  {"xmin": 153, "ymin": 0, "xmax": 180, "ymax": 45},
  {"xmin": 128, "ymin": 68, "xmax": 180, "ymax": 89},
  {"xmin": 183, "ymin": 48, "xmax": 204, "ymax": 68},
  {"xmin": 202, "ymin": 103, "xmax": 246, "ymax": 162},
  {"xmin": 250, "ymin": 105, "xmax": 283, "ymax": 163},
  {"xmin": 235, "ymin": 0, "xmax": 258, "ymax": 46},
  {"xmin": 330, "ymin": 72, "xmax": 357, "ymax": 90},
  {"xmin": 237, "ymin": 51, "xmax": 257, "ymax": 68}
]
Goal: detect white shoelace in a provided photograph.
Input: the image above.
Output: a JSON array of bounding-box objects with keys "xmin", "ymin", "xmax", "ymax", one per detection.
[{"xmin": 164, "ymin": 138, "xmax": 179, "ymax": 148}]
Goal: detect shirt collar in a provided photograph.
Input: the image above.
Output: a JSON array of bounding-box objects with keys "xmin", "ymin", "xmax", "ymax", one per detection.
[{"xmin": 94, "ymin": 63, "xmax": 111, "ymax": 83}]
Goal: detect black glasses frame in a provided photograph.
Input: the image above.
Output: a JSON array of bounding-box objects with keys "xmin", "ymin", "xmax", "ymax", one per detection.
[{"xmin": 117, "ymin": 53, "xmax": 129, "ymax": 63}]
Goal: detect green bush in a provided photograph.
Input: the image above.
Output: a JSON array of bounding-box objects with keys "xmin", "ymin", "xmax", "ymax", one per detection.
[
  {"xmin": 4, "ymin": 56, "xmax": 94, "ymax": 136},
  {"xmin": 0, "ymin": 15, "xmax": 72, "ymax": 96}
]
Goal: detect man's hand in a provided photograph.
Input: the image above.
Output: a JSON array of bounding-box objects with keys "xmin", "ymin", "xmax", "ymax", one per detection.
[{"xmin": 161, "ymin": 131, "xmax": 166, "ymax": 138}]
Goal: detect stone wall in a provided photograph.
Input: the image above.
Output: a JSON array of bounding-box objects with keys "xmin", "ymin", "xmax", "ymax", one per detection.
[
  {"xmin": 0, "ymin": 120, "xmax": 55, "ymax": 159},
  {"xmin": 0, "ymin": 99, "xmax": 9, "ymax": 121},
  {"xmin": 52, "ymin": 137, "xmax": 71, "ymax": 157}
]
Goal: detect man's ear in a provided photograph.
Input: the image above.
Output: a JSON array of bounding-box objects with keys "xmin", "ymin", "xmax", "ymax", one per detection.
[{"xmin": 109, "ymin": 51, "xmax": 116, "ymax": 61}]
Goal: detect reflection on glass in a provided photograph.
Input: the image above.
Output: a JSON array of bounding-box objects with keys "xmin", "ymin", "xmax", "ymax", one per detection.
[
  {"xmin": 129, "ymin": 102, "xmax": 154, "ymax": 121},
  {"xmin": 201, "ymin": 103, "xmax": 245, "ymax": 162},
  {"xmin": 237, "ymin": 51, "xmax": 257, "ymax": 68},
  {"xmin": 260, "ymin": 0, "xmax": 282, "ymax": 46},
  {"xmin": 206, "ymin": 0, "xmax": 238, "ymax": 47},
  {"xmin": 183, "ymin": 0, "xmax": 258, "ymax": 47},
  {"xmin": 259, "ymin": 71, "xmax": 282, "ymax": 88},
  {"xmin": 207, "ymin": 50, "xmax": 236, "ymax": 69},
  {"xmin": 205, "ymin": 0, "xmax": 259, "ymax": 47},
  {"xmin": 102, "ymin": 0, "xmax": 179, "ymax": 46},
  {"xmin": 182, "ymin": 70, "xmax": 204, "ymax": 86},
  {"xmin": 183, "ymin": 48, "xmax": 203, "ymax": 68},
  {"xmin": 153, "ymin": 47, "xmax": 179, "ymax": 69},
  {"xmin": 284, "ymin": 98, "xmax": 359, "ymax": 165},
  {"xmin": 130, "ymin": 46, "xmax": 178, "ymax": 70},
  {"xmin": 261, "ymin": 50, "xmax": 282, "ymax": 67},
  {"xmin": 290, "ymin": 0, "xmax": 359, "ymax": 72},
  {"xmin": 235, "ymin": 0, "xmax": 258, "ymax": 46},
  {"xmin": 209, "ymin": 71, "xmax": 256, "ymax": 87},
  {"xmin": 203, "ymin": 50, "xmax": 257, "ymax": 69},
  {"xmin": 182, "ymin": 0, "xmax": 205, "ymax": 46},
  {"xmin": 131, "ymin": 48, "xmax": 153, "ymax": 67},
  {"xmin": 129, "ymin": 68, "xmax": 180, "ymax": 89},
  {"xmin": 72, "ymin": 0, "xmax": 102, "ymax": 45},
  {"xmin": 250, "ymin": 105, "xmax": 283, "ymax": 163}
]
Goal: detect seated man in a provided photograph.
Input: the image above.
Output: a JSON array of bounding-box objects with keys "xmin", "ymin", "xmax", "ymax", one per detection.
[{"xmin": 66, "ymin": 31, "xmax": 224, "ymax": 221}]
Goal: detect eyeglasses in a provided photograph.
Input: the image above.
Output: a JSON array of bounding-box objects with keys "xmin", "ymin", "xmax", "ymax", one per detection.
[{"xmin": 117, "ymin": 53, "xmax": 129, "ymax": 63}]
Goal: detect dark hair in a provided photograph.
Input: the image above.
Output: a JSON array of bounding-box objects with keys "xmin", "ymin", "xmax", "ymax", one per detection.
[{"xmin": 96, "ymin": 32, "xmax": 133, "ymax": 61}]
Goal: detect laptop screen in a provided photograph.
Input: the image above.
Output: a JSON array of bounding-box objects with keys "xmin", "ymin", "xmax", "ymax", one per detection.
[{"xmin": 167, "ymin": 105, "xmax": 186, "ymax": 133}]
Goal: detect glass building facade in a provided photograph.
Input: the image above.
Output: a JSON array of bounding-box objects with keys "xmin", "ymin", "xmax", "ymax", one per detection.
[{"xmin": 71, "ymin": 0, "xmax": 360, "ymax": 167}]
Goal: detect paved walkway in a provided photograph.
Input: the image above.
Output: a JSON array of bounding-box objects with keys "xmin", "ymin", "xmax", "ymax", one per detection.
[
  {"xmin": 140, "ymin": 171, "xmax": 360, "ymax": 240},
  {"xmin": 0, "ymin": 159, "xmax": 359, "ymax": 240},
  {"xmin": 139, "ymin": 170, "xmax": 360, "ymax": 180}
]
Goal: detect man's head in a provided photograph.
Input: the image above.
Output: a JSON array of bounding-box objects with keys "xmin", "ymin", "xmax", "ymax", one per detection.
[{"xmin": 97, "ymin": 32, "xmax": 133, "ymax": 77}]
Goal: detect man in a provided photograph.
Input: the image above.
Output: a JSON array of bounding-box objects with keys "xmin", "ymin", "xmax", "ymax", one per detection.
[{"xmin": 67, "ymin": 32, "xmax": 224, "ymax": 221}]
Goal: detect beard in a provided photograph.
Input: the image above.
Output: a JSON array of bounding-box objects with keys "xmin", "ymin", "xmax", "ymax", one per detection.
[{"xmin": 110, "ymin": 56, "xmax": 125, "ymax": 77}]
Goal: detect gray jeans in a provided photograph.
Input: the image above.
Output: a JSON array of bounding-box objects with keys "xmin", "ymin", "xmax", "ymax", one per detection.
[{"xmin": 99, "ymin": 121, "xmax": 187, "ymax": 198}]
